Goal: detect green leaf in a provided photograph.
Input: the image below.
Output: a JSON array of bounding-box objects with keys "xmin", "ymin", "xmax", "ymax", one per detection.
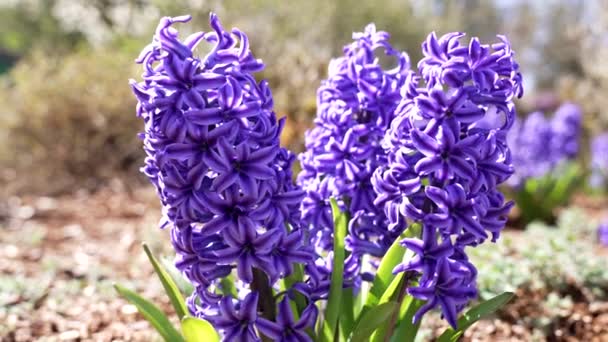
[
  {"xmin": 114, "ymin": 284, "xmax": 184, "ymax": 342},
  {"xmin": 340, "ymin": 288, "xmax": 356, "ymax": 338},
  {"xmin": 350, "ymin": 301, "xmax": 399, "ymax": 342},
  {"xmin": 363, "ymin": 223, "xmax": 420, "ymax": 314},
  {"xmin": 389, "ymin": 296, "xmax": 424, "ymax": 342},
  {"xmin": 181, "ymin": 316, "xmax": 220, "ymax": 342},
  {"xmin": 378, "ymin": 272, "xmax": 404, "ymax": 306},
  {"xmin": 437, "ymin": 292, "xmax": 514, "ymax": 342},
  {"xmin": 160, "ymin": 257, "xmax": 194, "ymax": 296},
  {"xmin": 365, "ymin": 232, "xmax": 406, "ymax": 306},
  {"xmin": 143, "ymin": 243, "xmax": 189, "ymax": 320},
  {"xmin": 320, "ymin": 198, "xmax": 348, "ymax": 342},
  {"xmin": 361, "ymin": 257, "xmax": 412, "ymax": 341},
  {"xmin": 369, "ymin": 273, "xmax": 409, "ymax": 342}
]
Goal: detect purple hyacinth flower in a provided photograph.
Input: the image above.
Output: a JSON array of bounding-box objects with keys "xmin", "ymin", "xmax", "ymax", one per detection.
[
  {"xmin": 508, "ymin": 103, "xmax": 582, "ymax": 186},
  {"xmin": 209, "ymin": 137, "xmax": 277, "ymax": 195},
  {"xmin": 133, "ymin": 13, "xmax": 314, "ymax": 337},
  {"xmin": 408, "ymin": 259, "xmax": 477, "ymax": 328},
  {"xmin": 414, "ymin": 87, "xmax": 485, "ymax": 123},
  {"xmin": 259, "ymin": 178, "xmax": 306, "ymax": 229},
  {"xmin": 412, "ymin": 122, "xmax": 479, "ymax": 182},
  {"xmin": 373, "ymin": 31, "xmax": 522, "ymax": 327},
  {"xmin": 425, "ymin": 184, "xmax": 487, "ymax": 239},
  {"xmin": 256, "ymin": 299, "xmax": 318, "ymax": 342},
  {"xmin": 269, "ymin": 230, "xmax": 315, "ymax": 281},
  {"xmin": 209, "ymin": 292, "xmax": 260, "ymax": 342},
  {"xmin": 160, "ymin": 163, "xmax": 209, "ymax": 225},
  {"xmin": 213, "ymin": 227, "xmax": 281, "ymax": 283},
  {"xmin": 157, "ymin": 122, "xmax": 236, "ymax": 170},
  {"xmin": 471, "ymin": 131, "xmax": 513, "ymax": 192},
  {"xmin": 506, "ymin": 112, "xmax": 553, "ymax": 185},
  {"xmin": 300, "ymin": 177, "xmax": 334, "ymax": 236},
  {"xmin": 298, "ymin": 22, "xmax": 412, "ymax": 291},
  {"xmin": 551, "ymin": 102, "xmax": 582, "ymax": 159},
  {"xmin": 200, "ymin": 187, "xmax": 261, "ymax": 236},
  {"xmin": 393, "ymin": 225, "xmax": 453, "ymax": 282}
]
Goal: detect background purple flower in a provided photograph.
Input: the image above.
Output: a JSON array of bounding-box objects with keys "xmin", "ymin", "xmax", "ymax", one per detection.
[
  {"xmin": 506, "ymin": 112, "xmax": 554, "ymax": 186},
  {"xmin": 552, "ymin": 102, "xmax": 582, "ymax": 159},
  {"xmin": 590, "ymin": 133, "xmax": 608, "ymax": 189},
  {"xmin": 599, "ymin": 219, "xmax": 608, "ymax": 246},
  {"xmin": 507, "ymin": 103, "xmax": 582, "ymax": 187}
]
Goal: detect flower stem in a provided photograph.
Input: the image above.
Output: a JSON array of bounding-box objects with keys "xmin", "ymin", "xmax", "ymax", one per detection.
[{"xmin": 252, "ymin": 267, "xmax": 276, "ymax": 326}]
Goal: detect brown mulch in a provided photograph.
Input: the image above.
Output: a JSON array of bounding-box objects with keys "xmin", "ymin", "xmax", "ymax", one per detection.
[
  {"xmin": 420, "ymin": 286, "xmax": 608, "ymax": 342},
  {"xmin": 471, "ymin": 290, "xmax": 608, "ymax": 341},
  {"xmin": 1, "ymin": 185, "xmax": 608, "ymax": 341},
  {"xmin": 1, "ymin": 184, "xmax": 173, "ymax": 342}
]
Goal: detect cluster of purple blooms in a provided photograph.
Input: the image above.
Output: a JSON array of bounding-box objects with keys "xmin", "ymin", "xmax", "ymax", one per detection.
[
  {"xmin": 131, "ymin": 14, "xmax": 317, "ymax": 341},
  {"xmin": 133, "ymin": 13, "xmax": 525, "ymax": 337},
  {"xmin": 371, "ymin": 32, "xmax": 523, "ymax": 327},
  {"xmin": 298, "ymin": 23, "xmax": 412, "ymax": 289},
  {"xmin": 506, "ymin": 103, "xmax": 582, "ymax": 187},
  {"xmin": 590, "ymin": 133, "xmax": 608, "ymax": 189}
]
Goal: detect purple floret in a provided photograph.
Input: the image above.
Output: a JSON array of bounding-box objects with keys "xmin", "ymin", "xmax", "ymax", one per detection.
[{"xmin": 256, "ymin": 298, "xmax": 318, "ymax": 342}]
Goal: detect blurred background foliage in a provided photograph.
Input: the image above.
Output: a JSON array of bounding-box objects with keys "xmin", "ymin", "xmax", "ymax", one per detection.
[{"xmin": 1, "ymin": 0, "xmax": 607, "ymax": 195}]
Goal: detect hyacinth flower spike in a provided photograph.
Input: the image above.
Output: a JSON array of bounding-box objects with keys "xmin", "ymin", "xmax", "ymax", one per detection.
[
  {"xmin": 373, "ymin": 31, "xmax": 522, "ymax": 327},
  {"xmin": 131, "ymin": 12, "xmax": 315, "ymax": 340},
  {"xmin": 298, "ymin": 22, "xmax": 412, "ymax": 294}
]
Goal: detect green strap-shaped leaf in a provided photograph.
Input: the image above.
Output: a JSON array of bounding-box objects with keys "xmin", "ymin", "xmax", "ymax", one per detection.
[
  {"xmin": 389, "ymin": 296, "xmax": 424, "ymax": 342},
  {"xmin": 350, "ymin": 301, "xmax": 399, "ymax": 342},
  {"xmin": 114, "ymin": 284, "xmax": 185, "ymax": 342},
  {"xmin": 320, "ymin": 198, "xmax": 348, "ymax": 342},
  {"xmin": 365, "ymin": 232, "xmax": 406, "ymax": 306},
  {"xmin": 181, "ymin": 316, "xmax": 220, "ymax": 342},
  {"xmin": 160, "ymin": 257, "xmax": 195, "ymax": 296},
  {"xmin": 377, "ymin": 272, "xmax": 404, "ymax": 306},
  {"xmin": 437, "ymin": 292, "xmax": 515, "ymax": 342},
  {"xmin": 363, "ymin": 223, "xmax": 420, "ymax": 312},
  {"xmin": 143, "ymin": 243, "xmax": 189, "ymax": 320},
  {"xmin": 339, "ymin": 288, "xmax": 356, "ymax": 338},
  {"xmin": 369, "ymin": 272, "xmax": 409, "ymax": 342}
]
